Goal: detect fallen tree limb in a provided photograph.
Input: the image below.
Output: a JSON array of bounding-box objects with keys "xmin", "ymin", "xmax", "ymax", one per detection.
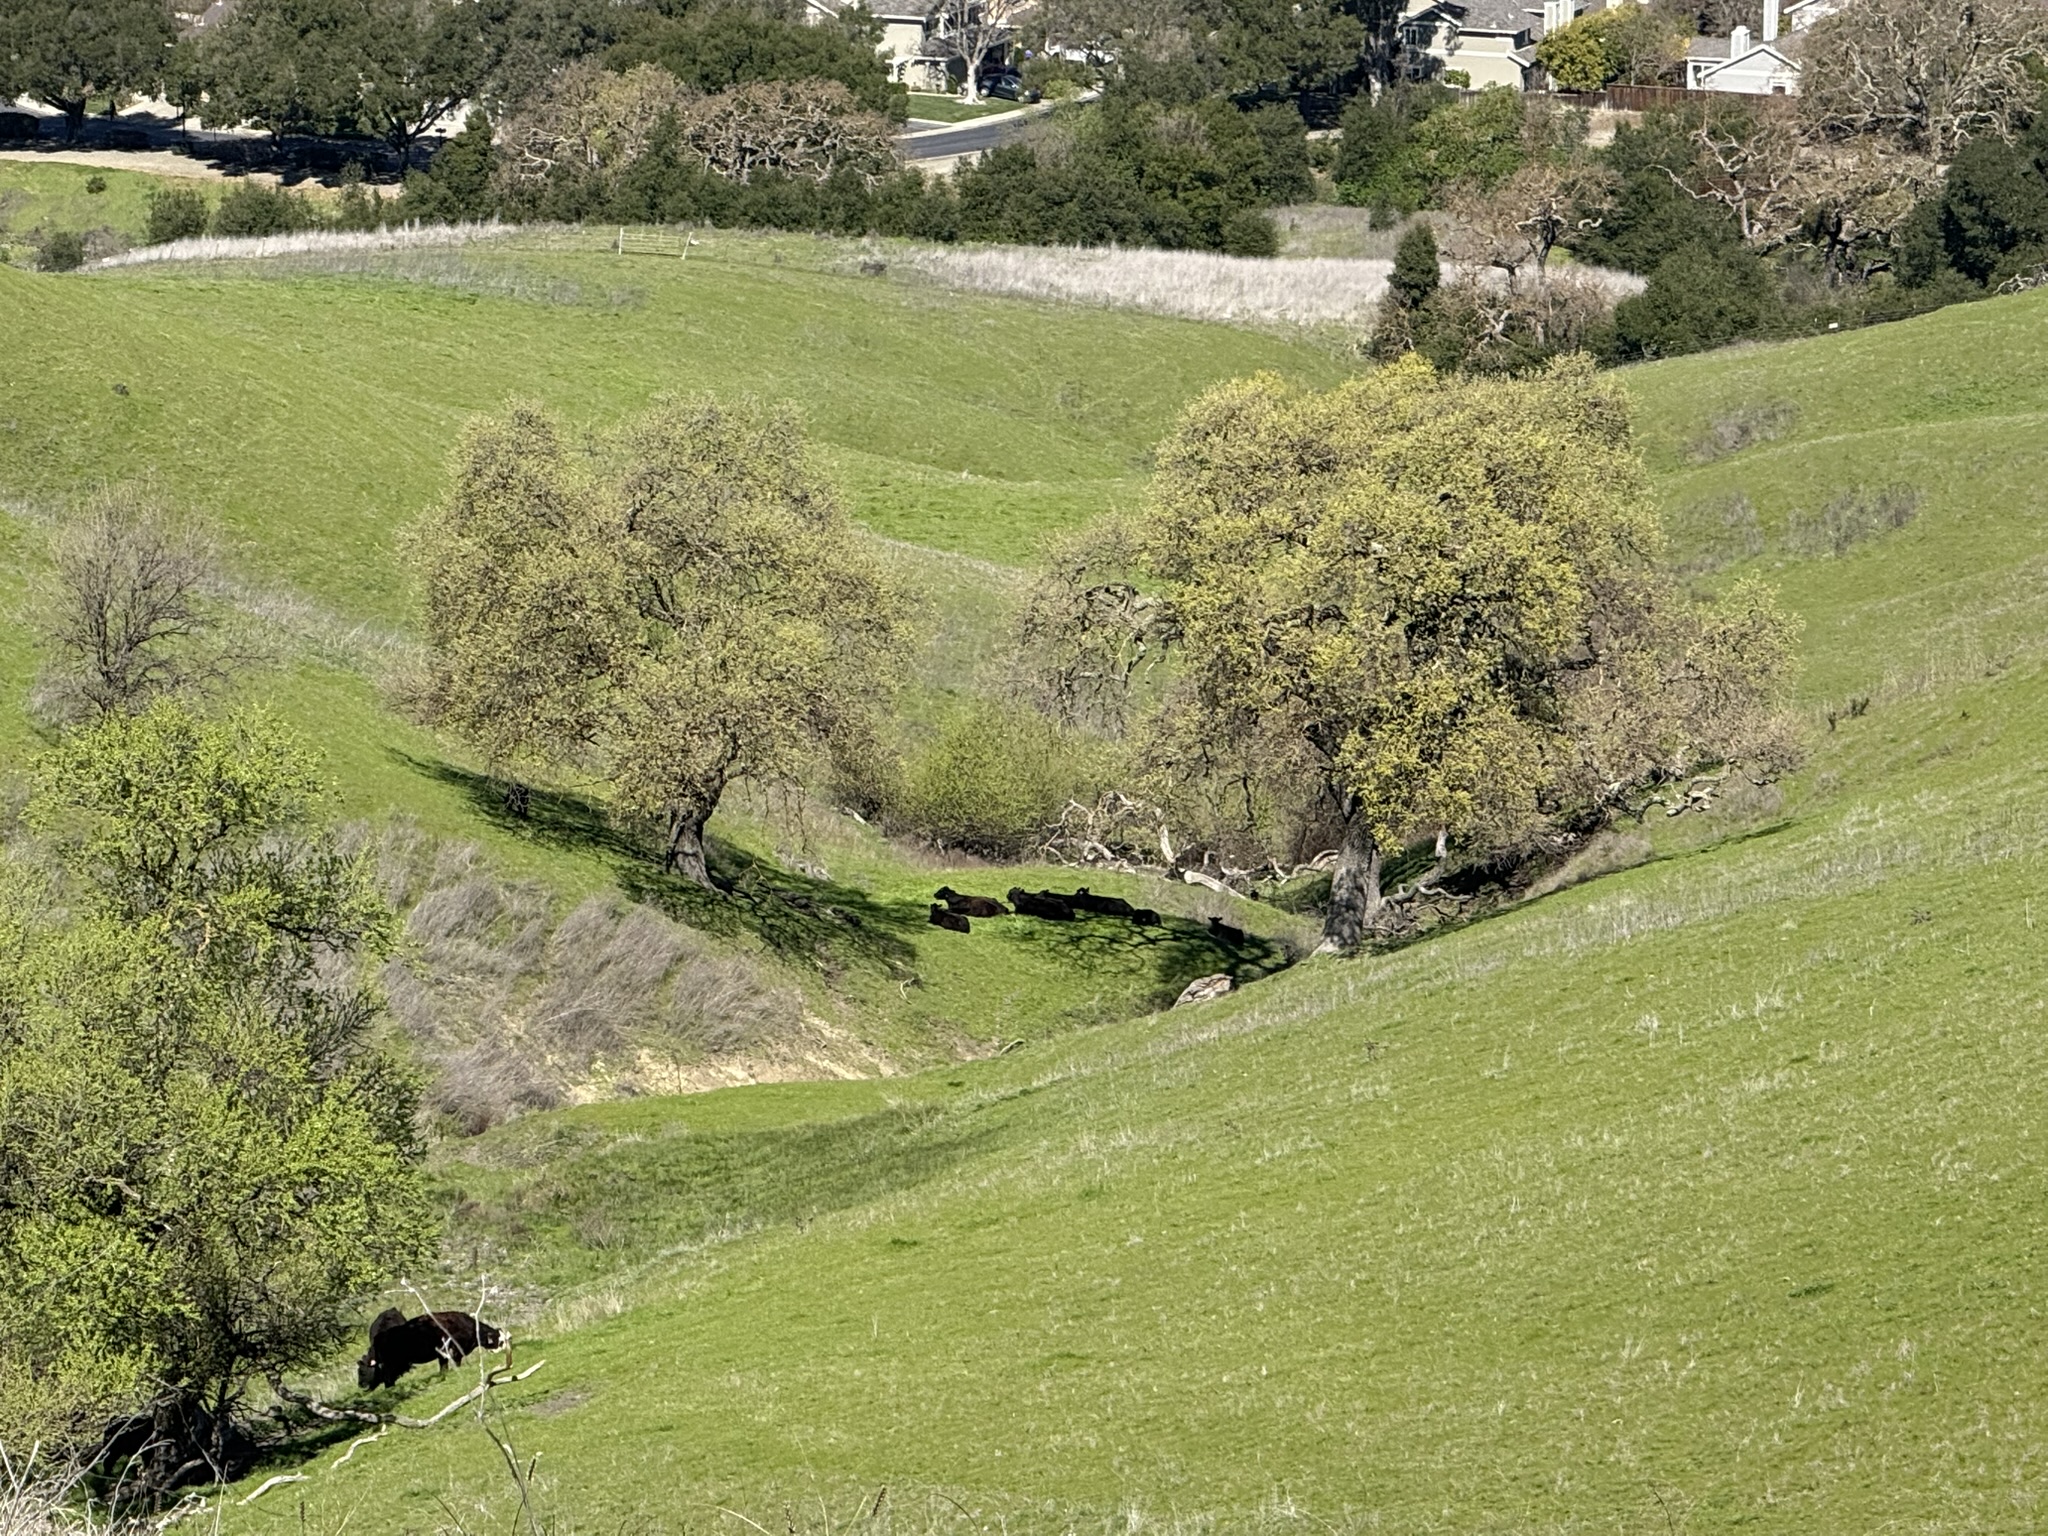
[
  {"xmin": 240, "ymin": 1474, "xmax": 307, "ymax": 1504},
  {"xmin": 269, "ymin": 1359, "xmax": 547, "ymax": 1434}
]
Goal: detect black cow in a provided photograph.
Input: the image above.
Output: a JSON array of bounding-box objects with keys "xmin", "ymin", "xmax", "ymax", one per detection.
[
  {"xmin": 1068, "ymin": 888, "xmax": 1136, "ymax": 918},
  {"xmin": 928, "ymin": 903, "xmax": 972, "ymax": 933},
  {"xmin": 1206, "ymin": 916, "xmax": 1246, "ymax": 946},
  {"xmin": 935, "ymin": 886, "xmax": 1008, "ymax": 918},
  {"xmin": 357, "ymin": 1309, "xmax": 505, "ymax": 1390},
  {"xmin": 1008, "ymin": 888, "xmax": 1076, "ymax": 920},
  {"xmin": 1130, "ymin": 907, "xmax": 1162, "ymax": 927}
]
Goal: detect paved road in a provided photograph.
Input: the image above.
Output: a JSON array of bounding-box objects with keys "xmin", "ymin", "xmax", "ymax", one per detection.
[{"xmin": 897, "ymin": 101, "xmax": 1062, "ymax": 161}]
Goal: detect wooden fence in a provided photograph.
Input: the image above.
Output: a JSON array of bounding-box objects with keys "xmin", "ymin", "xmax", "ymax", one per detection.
[{"xmin": 1554, "ymin": 84, "xmax": 1722, "ymax": 111}]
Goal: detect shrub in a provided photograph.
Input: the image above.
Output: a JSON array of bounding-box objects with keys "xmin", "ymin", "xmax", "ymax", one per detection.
[
  {"xmin": 37, "ymin": 230, "xmax": 84, "ymax": 270},
  {"xmin": 1607, "ymin": 240, "xmax": 1781, "ymax": 360},
  {"xmin": 83, "ymin": 173, "xmax": 106, "ymax": 194},
  {"xmin": 145, "ymin": 184, "xmax": 210, "ymax": 244},
  {"xmin": 209, "ymin": 181, "xmax": 317, "ymax": 237},
  {"xmin": 0, "ymin": 704, "xmax": 427, "ymax": 1483},
  {"xmin": 1388, "ymin": 221, "xmax": 1441, "ymax": 306},
  {"xmin": 899, "ymin": 702, "xmax": 1099, "ymax": 859},
  {"xmin": 397, "ymin": 109, "xmax": 496, "ymax": 224}
]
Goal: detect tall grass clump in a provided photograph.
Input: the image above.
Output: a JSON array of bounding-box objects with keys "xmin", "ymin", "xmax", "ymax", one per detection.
[{"xmin": 94, "ymin": 220, "xmax": 518, "ymax": 270}]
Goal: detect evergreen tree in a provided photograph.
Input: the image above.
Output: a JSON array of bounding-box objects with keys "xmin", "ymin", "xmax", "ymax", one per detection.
[{"xmin": 1388, "ymin": 222, "xmax": 1441, "ymax": 308}]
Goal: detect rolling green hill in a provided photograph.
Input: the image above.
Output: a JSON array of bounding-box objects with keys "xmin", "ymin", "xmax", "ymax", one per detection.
[{"xmin": 5, "ymin": 219, "xmax": 2048, "ymax": 1532}]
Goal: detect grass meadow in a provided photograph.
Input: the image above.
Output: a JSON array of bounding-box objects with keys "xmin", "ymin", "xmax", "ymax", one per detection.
[{"xmin": 3, "ymin": 185, "xmax": 2048, "ymax": 1530}]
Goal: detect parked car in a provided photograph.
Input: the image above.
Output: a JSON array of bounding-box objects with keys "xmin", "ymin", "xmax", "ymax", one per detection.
[{"xmin": 982, "ymin": 75, "xmax": 1041, "ymax": 103}]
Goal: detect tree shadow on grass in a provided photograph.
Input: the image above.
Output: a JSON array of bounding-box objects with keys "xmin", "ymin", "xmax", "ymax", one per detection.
[
  {"xmin": 395, "ymin": 752, "xmax": 922, "ymax": 977},
  {"xmin": 992, "ymin": 910, "xmax": 1293, "ymax": 1011}
]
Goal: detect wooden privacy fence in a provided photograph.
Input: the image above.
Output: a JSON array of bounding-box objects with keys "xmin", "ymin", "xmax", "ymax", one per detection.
[
  {"xmin": 1555, "ymin": 84, "xmax": 1725, "ymax": 111},
  {"xmin": 615, "ymin": 227, "xmax": 699, "ymax": 257}
]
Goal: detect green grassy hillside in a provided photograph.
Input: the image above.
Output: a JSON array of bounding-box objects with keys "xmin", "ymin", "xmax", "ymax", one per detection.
[
  {"xmin": 237, "ymin": 290, "xmax": 2048, "ymax": 1533},
  {"xmin": 5, "ymin": 212, "xmax": 2048, "ymax": 1530},
  {"xmin": 0, "ymin": 228, "xmax": 1345, "ymax": 1068}
]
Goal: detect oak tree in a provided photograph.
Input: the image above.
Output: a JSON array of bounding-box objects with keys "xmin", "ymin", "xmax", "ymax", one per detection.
[
  {"xmin": 0, "ymin": 0, "xmax": 174, "ymax": 137},
  {"xmin": 412, "ymin": 398, "xmax": 906, "ymax": 886},
  {"xmin": 1077, "ymin": 356, "xmax": 1796, "ymax": 950},
  {"xmin": 0, "ymin": 703, "xmax": 426, "ymax": 1484}
]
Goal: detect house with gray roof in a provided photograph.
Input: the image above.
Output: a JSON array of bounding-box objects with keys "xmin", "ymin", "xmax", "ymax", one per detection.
[{"xmin": 1684, "ymin": 0, "xmax": 1802, "ymax": 94}]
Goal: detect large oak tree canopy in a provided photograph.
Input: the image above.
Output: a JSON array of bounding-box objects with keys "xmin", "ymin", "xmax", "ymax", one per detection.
[
  {"xmin": 1067, "ymin": 356, "xmax": 1796, "ymax": 950},
  {"xmin": 410, "ymin": 398, "xmax": 906, "ymax": 887}
]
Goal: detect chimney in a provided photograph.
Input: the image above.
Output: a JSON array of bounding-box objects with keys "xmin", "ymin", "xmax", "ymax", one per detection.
[
  {"xmin": 1543, "ymin": 0, "xmax": 1572, "ymax": 33},
  {"xmin": 1762, "ymin": 0, "xmax": 1779, "ymax": 42},
  {"xmin": 1730, "ymin": 22, "xmax": 1750, "ymax": 53}
]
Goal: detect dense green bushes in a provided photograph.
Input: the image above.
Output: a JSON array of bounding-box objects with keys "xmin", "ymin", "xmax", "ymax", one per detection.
[
  {"xmin": 1900, "ymin": 107, "xmax": 2048, "ymax": 289},
  {"xmin": 470, "ymin": 87, "xmax": 1300, "ymax": 255},
  {"xmin": 897, "ymin": 703, "xmax": 1102, "ymax": 860},
  {"xmin": 607, "ymin": 6, "xmax": 907, "ymax": 119},
  {"xmin": 0, "ymin": 703, "xmax": 426, "ymax": 1485},
  {"xmin": 1334, "ymin": 87, "xmax": 1533, "ymax": 215}
]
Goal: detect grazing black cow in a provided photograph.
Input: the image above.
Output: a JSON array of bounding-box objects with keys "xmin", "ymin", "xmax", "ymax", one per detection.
[
  {"xmin": 935, "ymin": 886, "xmax": 1008, "ymax": 918},
  {"xmin": 928, "ymin": 903, "xmax": 972, "ymax": 933},
  {"xmin": 1130, "ymin": 907, "xmax": 1162, "ymax": 927},
  {"xmin": 1068, "ymin": 888, "xmax": 1137, "ymax": 918},
  {"xmin": 357, "ymin": 1309, "xmax": 505, "ymax": 1390},
  {"xmin": 1206, "ymin": 916, "xmax": 1246, "ymax": 946},
  {"xmin": 1008, "ymin": 888, "xmax": 1076, "ymax": 920}
]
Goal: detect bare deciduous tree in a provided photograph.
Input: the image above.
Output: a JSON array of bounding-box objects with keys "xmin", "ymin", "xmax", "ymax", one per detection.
[
  {"xmin": 32, "ymin": 487, "xmax": 228, "ymax": 724},
  {"xmin": 1444, "ymin": 162, "xmax": 1616, "ymax": 284},
  {"xmin": 1800, "ymin": 0, "xmax": 2048, "ymax": 160},
  {"xmin": 500, "ymin": 62, "xmax": 698, "ymax": 186},
  {"xmin": 1659, "ymin": 101, "xmax": 1805, "ymax": 247},
  {"xmin": 1792, "ymin": 132, "xmax": 1941, "ymax": 280},
  {"xmin": 679, "ymin": 78, "xmax": 898, "ymax": 183},
  {"xmin": 931, "ymin": 0, "xmax": 1026, "ymax": 100}
]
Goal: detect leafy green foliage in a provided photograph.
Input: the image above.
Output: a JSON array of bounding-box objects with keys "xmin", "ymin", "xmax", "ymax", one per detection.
[
  {"xmin": 1535, "ymin": 5, "xmax": 1686, "ymax": 91},
  {"xmin": 145, "ymin": 184, "xmax": 211, "ymax": 244},
  {"xmin": 36, "ymin": 229, "xmax": 84, "ymax": 271},
  {"xmin": 193, "ymin": 0, "xmax": 485, "ymax": 149},
  {"xmin": 1899, "ymin": 105, "xmax": 2048, "ymax": 286},
  {"xmin": 899, "ymin": 701, "xmax": 1101, "ymax": 860},
  {"xmin": 607, "ymin": 6, "xmax": 907, "ymax": 120},
  {"xmin": 208, "ymin": 182, "xmax": 320, "ymax": 237},
  {"xmin": 398, "ymin": 109, "xmax": 499, "ymax": 223},
  {"xmin": 0, "ymin": 0, "xmax": 174, "ymax": 134},
  {"xmin": 1387, "ymin": 221, "xmax": 1441, "ymax": 307},
  {"xmin": 1336, "ymin": 87, "xmax": 1530, "ymax": 213},
  {"xmin": 412, "ymin": 397, "xmax": 908, "ymax": 886},
  {"xmin": 0, "ymin": 703, "xmax": 426, "ymax": 1482},
  {"xmin": 1127, "ymin": 356, "xmax": 1796, "ymax": 945},
  {"xmin": 1608, "ymin": 240, "xmax": 1784, "ymax": 360},
  {"xmin": 1567, "ymin": 110, "xmax": 1744, "ymax": 275}
]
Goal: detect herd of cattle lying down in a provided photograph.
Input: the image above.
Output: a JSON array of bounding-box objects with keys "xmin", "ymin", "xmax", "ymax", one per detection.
[{"xmin": 928, "ymin": 886, "xmax": 1247, "ymax": 946}]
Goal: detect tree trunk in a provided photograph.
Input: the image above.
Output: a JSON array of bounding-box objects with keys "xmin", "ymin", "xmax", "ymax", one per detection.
[
  {"xmin": 1317, "ymin": 811, "xmax": 1383, "ymax": 954},
  {"xmin": 664, "ymin": 803, "xmax": 715, "ymax": 888}
]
